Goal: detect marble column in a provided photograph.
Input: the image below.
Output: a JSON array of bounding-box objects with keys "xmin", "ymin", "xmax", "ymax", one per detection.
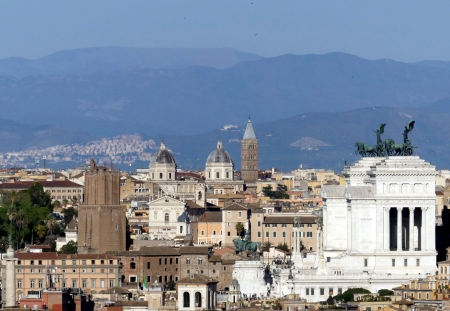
[
  {"xmin": 409, "ymin": 207, "xmax": 415, "ymax": 251},
  {"xmin": 384, "ymin": 207, "xmax": 390, "ymax": 251},
  {"xmin": 397, "ymin": 207, "xmax": 402, "ymax": 251},
  {"xmin": 421, "ymin": 207, "xmax": 427, "ymax": 251},
  {"xmin": 347, "ymin": 206, "xmax": 352, "ymax": 252},
  {"xmin": 5, "ymin": 245, "xmax": 18, "ymax": 308}
]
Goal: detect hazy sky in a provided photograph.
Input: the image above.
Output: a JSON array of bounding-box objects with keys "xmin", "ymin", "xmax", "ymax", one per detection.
[{"xmin": 2, "ymin": 1, "xmax": 450, "ymax": 62}]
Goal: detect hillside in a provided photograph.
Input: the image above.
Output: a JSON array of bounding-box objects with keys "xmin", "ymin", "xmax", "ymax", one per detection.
[
  {"xmin": 159, "ymin": 107, "xmax": 450, "ymax": 171},
  {"xmin": 0, "ymin": 47, "xmax": 264, "ymax": 78},
  {"xmin": 2, "ymin": 52, "xmax": 450, "ymax": 137}
]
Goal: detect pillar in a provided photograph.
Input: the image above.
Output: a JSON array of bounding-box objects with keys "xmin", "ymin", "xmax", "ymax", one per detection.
[
  {"xmin": 421, "ymin": 207, "xmax": 427, "ymax": 251},
  {"xmin": 347, "ymin": 206, "xmax": 352, "ymax": 252},
  {"xmin": 5, "ymin": 245, "xmax": 18, "ymax": 308},
  {"xmin": 397, "ymin": 207, "xmax": 402, "ymax": 251},
  {"xmin": 409, "ymin": 207, "xmax": 414, "ymax": 251},
  {"xmin": 384, "ymin": 207, "xmax": 390, "ymax": 251}
]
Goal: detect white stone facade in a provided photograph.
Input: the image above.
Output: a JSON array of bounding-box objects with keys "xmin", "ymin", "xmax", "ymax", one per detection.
[
  {"xmin": 233, "ymin": 260, "xmax": 268, "ymax": 297},
  {"xmin": 147, "ymin": 196, "xmax": 189, "ymax": 240},
  {"xmin": 274, "ymin": 156, "xmax": 438, "ymax": 302}
]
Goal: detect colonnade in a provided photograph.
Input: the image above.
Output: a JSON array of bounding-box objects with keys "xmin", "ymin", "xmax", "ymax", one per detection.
[{"xmin": 383, "ymin": 207, "xmax": 428, "ymax": 251}]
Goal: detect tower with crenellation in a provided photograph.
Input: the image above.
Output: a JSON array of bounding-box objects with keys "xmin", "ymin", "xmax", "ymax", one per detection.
[{"xmin": 78, "ymin": 159, "xmax": 126, "ymax": 254}]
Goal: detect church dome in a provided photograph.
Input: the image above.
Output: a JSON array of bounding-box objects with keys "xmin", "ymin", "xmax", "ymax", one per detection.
[
  {"xmin": 152, "ymin": 142, "xmax": 176, "ymax": 165},
  {"xmin": 206, "ymin": 140, "xmax": 233, "ymax": 164}
]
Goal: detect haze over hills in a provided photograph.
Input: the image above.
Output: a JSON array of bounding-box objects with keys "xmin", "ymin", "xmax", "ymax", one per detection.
[
  {"xmin": 2, "ymin": 51, "xmax": 450, "ymax": 137},
  {"xmin": 3, "ymin": 107, "xmax": 450, "ymax": 172},
  {"xmin": 0, "ymin": 47, "xmax": 264, "ymax": 78}
]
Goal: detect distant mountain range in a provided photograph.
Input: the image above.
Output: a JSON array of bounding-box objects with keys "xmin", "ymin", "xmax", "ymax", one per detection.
[
  {"xmin": 0, "ymin": 47, "xmax": 263, "ymax": 77},
  {"xmin": 2, "ymin": 47, "xmax": 450, "ymax": 171},
  {"xmin": 2, "ymin": 50, "xmax": 450, "ymax": 137},
  {"xmin": 3, "ymin": 107, "xmax": 450, "ymax": 172}
]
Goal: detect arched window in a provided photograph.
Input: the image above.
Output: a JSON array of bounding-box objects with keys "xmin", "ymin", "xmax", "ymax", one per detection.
[
  {"xmin": 195, "ymin": 292, "xmax": 202, "ymax": 307},
  {"xmin": 165, "ymin": 213, "xmax": 169, "ymax": 222},
  {"xmin": 183, "ymin": 292, "xmax": 190, "ymax": 307},
  {"xmin": 226, "ymin": 172, "xmax": 229, "ymax": 179},
  {"xmin": 180, "ymin": 226, "xmax": 183, "ymax": 234},
  {"xmin": 130, "ymin": 262, "xmax": 136, "ymax": 269},
  {"xmin": 198, "ymin": 191, "xmax": 202, "ymax": 200}
]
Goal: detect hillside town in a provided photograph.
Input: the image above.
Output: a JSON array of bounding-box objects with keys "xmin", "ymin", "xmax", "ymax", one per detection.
[
  {"xmin": 0, "ymin": 135, "xmax": 157, "ymax": 168},
  {"xmin": 0, "ymin": 118, "xmax": 450, "ymax": 311}
]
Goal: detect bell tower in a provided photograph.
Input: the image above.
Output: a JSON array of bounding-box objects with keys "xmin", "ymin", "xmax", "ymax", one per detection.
[{"xmin": 241, "ymin": 117, "xmax": 258, "ymax": 184}]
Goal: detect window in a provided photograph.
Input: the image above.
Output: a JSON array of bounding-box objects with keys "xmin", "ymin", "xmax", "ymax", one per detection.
[
  {"xmin": 72, "ymin": 260, "xmax": 76, "ymax": 265},
  {"xmin": 180, "ymin": 226, "xmax": 183, "ymax": 233},
  {"xmin": 307, "ymin": 232, "xmax": 313, "ymax": 238},
  {"xmin": 100, "ymin": 279, "xmax": 105, "ymax": 288},
  {"xmin": 176, "ymin": 258, "xmax": 178, "ymax": 264},
  {"xmin": 72, "ymin": 279, "xmax": 77, "ymax": 288},
  {"xmin": 169, "ymin": 173, "xmax": 172, "ymax": 179},
  {"xmin": 30, "ymin": 260, "xmax": 34, "ymax": 265},
  {"xmin": 282, "ymin": 232, "xmax": 286, "ymax": 238},
  {"xmin": 109, "ymin": 260, "xmax": 113, "ymax": 265},
  {"xmin": 307, "ymin": 224, "xmax": 312, "ymax": 227},
  {"xmin": 258, "ymin": 232, "xmax": 261, "ymax": 237},
  {"xmin": 159, "ymin": 258, "xmax": 162, "ymax": 265},
  {"xmin": 226, "ymin": 172, "xmax": 230, "ymax": 178},
  {"xmin": 306, "ymin": 288, "xmax": 310, "ymax": 295},
  {"xmin": 392, "ymin": 259, "xmax": 395, "ymax": 267},
  {"xmin": 282, "ymin": 224, "xmax": 287, "ymax": 227},
  {"xmin": 258, "ymin": 221, "xmax": 261, "ymax": 227},
  {"xmin": 17, "ymin": 280, "xmax": 22, "ymax": 288},
  {"xmin": 82, "ymin": 260, "xmax": 86, "ymax": 265},
  {"xmin": 213, "ymin": 269, "xmax": 216, "ymax": 273},
  {"xmin": 426, "ymin": 293, "xmax": 429, "ymax": 300},
  {"xmin": 416, "ymin": 259, "xmax": 420, "ymax": 267},
  {"xmin": 227, "ymin": 232, "xmax": 230, "ymax": 236},
  {"xmin": 165, "ymin": 213, "xmax": 169, "ymax": 222},
  {"xmin": 198, "ymin": 258, "xmax": 203, "ymax": 264},
  {"xmin": 62, "ymin": 260, "xmax": 66, "ymax": 265},
  {"xmin": 311, "ymin": 288, "xmax": 315, "ymax": 295},
  {"xmin": 165, "ymin": 258, "xmax": 167, "ymax": 265},
  {"xmin": 227, "ymin": 212, "xmax": 231, "ymax": 218},
  {"xmin": 264, "ymin": 224, "xmax": 270, "ymax": 227},
  {"xmin": 38, "ymin": 260, "xmax": 42, "ymax": 265},
  {"xmin": 30, "ymin": 280, "xmax": 35, "ymax": 288},
  {"xmin": 82, "ymin": 279, "xmax": 87, "ymax": 288},
  {"xmin": 216, "ymin": 172, "xmax": 220, "ymax": 178},
  {"xmin": 272, "ymin": 224, "xmax": 277, "ymax": 227},
  {"xmin": 404, "ymin": 259, "xmax": 407, "ymax": 267},
  {"xmin": 91, "ymin": 260, "xmax": 95, "ymax": 265},
  {"xmin": 329, "ymin": 288, "xmax": 334, "ymax": 296},
  {"xmin": 159, "ymin": 173, "xmax": 163, "ymax": 179},
  {"xmin": 364, "ymin": 258, "xmax": 368, "ymax": 267},
  {"xmin": 320, "ymin": 288, "xmax": 324, "ymax": 296},
  {"xmin": 147, "ymin": 262, "xmax": 151, "ymax": 269},
  {"xmin": 17, "ymin": 268, "xmax": 22, "ymax": 273},
  {"xmin": 238, "ymin": 212, "xmax": 242, "ymax": 218},
  {"xmin": 186, "ymin": 258, "xmax": 191, "ymax": 264},
  {"xmin": 109, "ymin": 279, "xmax": 114, "ymax": 288},
  {"xmin": 91, "ymin": 269, "xmax": 96, "ymax": 273},
  {"xmin": 265, "ymin": 232, "xmax": 269, "ymax": 238},
  {"xmin": 201, "ymin": 230, "xmax": 205, "ymax": 235},
  {"xmin": 273, "ymin": 232, "xmax": 277, "ymax": 238},
  {"xmin": 213, "ymin": 230, "xmax": 216, "ymax": 235}
]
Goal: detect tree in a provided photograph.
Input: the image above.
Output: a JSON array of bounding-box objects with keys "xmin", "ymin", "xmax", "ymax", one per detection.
[
  {"xmin": 326, "ymin": 296, "xmax": 334, "ymax": 305},
  {"xmin": 165, "ymin": 280, "xmax": 176, "ymax": 290},
  {"xmin": 71, "ymin": 196, "xmax": 78, "ymax": 206},
  {"xmin": 61, "ymin": 207, "xmax": 78, "ymax": 226},
  {"xmin": 44, "ymin": 213, "xmax": 56, "ymax": 235},
  {"xmin": 59, "ymin": 241, "xmax": 77, "ymax": 254},
  {"xmin": 262, "ymin": 185, "xmax": 274, "ymax": 198},
  {"xmin": 378, "ymin": 289, "xmax": 394, "ymax": 296},
  {"xmin": 274, "ymin": 184, "xmax": 289, "ymax": 199},
  {"xmin": 52, "ymin": 200, "xmax": 61, "ymax": 209},
  {"xmin": 28, "ymin": 182, "xmax": 51, "ymax": 209},
  {"xmin": 62, "ymin": 199, "xmax": 69, "ymax": 208},
  {"xmin": 277, "ymin": 242, "xmax": 290, "ymax": 253},
  {"xmin": 36, "ymin": 224, "xmax": 48, "ymax": 239},
  {"xmin": 261, "ymin": 241, "xmax": 272, "ymax": 252},
  {"xmin": 0, "ymin": 236, "xmax": 8, "ymax": 253},
  {"xmin": 15, "ymin": 209, "xmax": 28, "ymax": 249},
  {"xmin": 334, "ymin": 288, "xmax": 371, "ymax": 302},
  {"xmin": 235, "ymin": 222, "xmax": 245, "ymax": 237}
]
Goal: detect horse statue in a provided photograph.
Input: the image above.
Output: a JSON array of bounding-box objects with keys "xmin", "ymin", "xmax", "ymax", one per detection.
[{"xmin": 233, "ymin": 229, "xmax": 261, "ymax": 256}]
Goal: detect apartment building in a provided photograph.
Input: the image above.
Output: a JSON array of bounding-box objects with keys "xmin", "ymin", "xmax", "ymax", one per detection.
[
  {"xmin": 0, "ymin": 253, "xmax": 120, "ymax": 302},
  {"xmin": 190, "ymin": 211, "xmax": 223, "ymax": 246},
  {"xmin": 221, "ymin": 203, "xmax": 249, "ymax": 247},
  {"xmin": 250, "ymin": 212, "xmax": 319, "ymax": 252}
]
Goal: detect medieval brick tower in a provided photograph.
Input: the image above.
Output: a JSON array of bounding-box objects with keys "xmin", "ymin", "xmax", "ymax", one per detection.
[
  {"xmin": 241, "ymin": 117, "xmax": 258, "ymax": 183},
  {"xmin": 78, "ymin": 159, "xmax": 126, "ymax": 254}
]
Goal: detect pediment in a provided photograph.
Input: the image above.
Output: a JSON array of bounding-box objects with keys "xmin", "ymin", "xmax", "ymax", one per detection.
[{"xmin": 149, "ymin": 195, "xmax": 186, "ymax": 207}]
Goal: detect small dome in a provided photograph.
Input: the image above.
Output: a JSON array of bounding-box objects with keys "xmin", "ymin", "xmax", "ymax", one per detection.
[
  {"xmin": 152, "ymin": 142, "xmax": 176, "ymax": 165},
  {"xmin": 206, "ymin": 140, "xmax": 233, "ymax": 164}
]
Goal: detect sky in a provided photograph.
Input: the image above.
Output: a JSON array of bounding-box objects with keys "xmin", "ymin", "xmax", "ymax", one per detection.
[{"xmin": 1, "ymin": 1, "xmax": 450, "ymax": 62}]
